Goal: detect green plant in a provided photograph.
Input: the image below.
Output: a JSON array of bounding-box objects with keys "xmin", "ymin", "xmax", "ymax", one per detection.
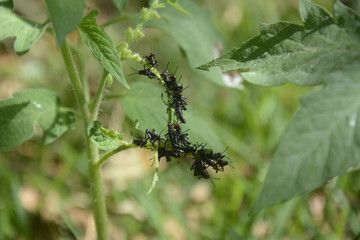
[
  {"xmin": 2, "ymin": 0, "xmax": 360, "ymax": 239},
  {"xmin": 0, "ymin": 0, "xmax": 228, "ymax": 238}
]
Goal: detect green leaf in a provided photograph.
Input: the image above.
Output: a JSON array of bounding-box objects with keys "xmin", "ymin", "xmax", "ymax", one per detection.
[
  {"xmin": 333, "ymin": 0, "xmax": 360, "ymax": 40},
  {"xmin": 197, "ymin": 0, "xmax": 360, "ymax": 87},
  {"xmin": 0, "ymin": 89, "xmax": 64, "ymax": 152},
  {"xmin": 120, "ymin": 82, "xmax": 225, "ymax": 150},
  {"xmin": 164, "ymin": 0, "xmax": 191, "ymax": 16},
  {"xmin": 251, "ymin": 69, "xmax": 360, "ymax": 214},
  {"xmin": 206, "ymin": 0, "xmax": 360, "ymax": 214},
  {"xmin": 88, "ymin": 121, "xmax": 123, "ymax": 150},
  {"xmin": 185, "ymin": 110, "xmax": 225, "ymax": 151},
  {"xmin": 112, "ymin": 0, "xmax": 128, "ymax": 11},
  {"xmin": 120, "ymin": 82, "xmax": 167, "ymax": 132},
  {"xmin": 45, "ymin": 0, "xmax": 86, "ymax": 46},
  {"xmin": 0, "ymin": 7, "xmax": 47, "ymax": 55},
  {"xmin": 43, "ymin": 108, "xmax": 76, "ymax": 145},
  {"xmin": 79, "ymin": 10, "xmax": 129, "ymax": 88},
  {"xmin": 0, "ymin": 0, "xmax": 13, "ymax": 9},
  {"xmin": 145, "ymin": 0, "xmax": 223, "ymax": 86}
]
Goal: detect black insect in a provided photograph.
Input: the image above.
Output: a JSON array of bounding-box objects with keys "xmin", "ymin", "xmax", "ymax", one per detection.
[
  {"xmin": 143, "ymin": 53, "xmax": 158, "ymax": 67},
  {"xmin": 173, "ymin": 104, "xmax": 186, "ymax": 123},
  {"xmin": 174, "ymin": 124, "xmax": 191, "ymax": 146},
  {"xmin": 158, "ymin": 147, "xmax": 180, "ymax": 162},
  {"xmin": 191, "ymin": 156, "xmax": 210, "ymax": 179},
  {"xmin": 161, "ymin": 70, "xmax": 170, "ymax": 82},
  {"xmin": 159, "ymin": 67, "xmax": 180, "ymax": 90},
  {"xmin": 129, "ymin": 66, "xmax": 157, "ymax": 79},
  {"xmin": 164, "ymin": 76, "xmax": 183, "ymax": 92},
  {"xmin": 207, "ymin": 148, "xmax": 230, "ymax": 171},
  {"xmin": 145, "ymin": 129, "xmax": 163, "ymax": 145},
  {"xmin": 163, "ymin": 124, "xmax": 191, "ymax": 154},
  {"xmin": 190, "ymin": 144, "xmax": 228, "ymax": 173},
  {"xmin": 171, "ymin": 94, "xmax": 187, "ymax": 111},
  {"xmin": 166, "ymin": 124, "xmax": 178, "ymax": 147},
  {"xmin": 217, "ymin": 158, "xmax": 229, "ymax": 169},
  {"xmin": 160, "ymin": 63, "xmax": 171, "ymax": 82},
  {"xmin": 171, "ymin": 89, "xmax": 185, "ymax": 99},
  {"xmin": 139, "ymin": 67, "xmax": 157, "ymax": 79},
  {"xmin": 132, "ymin": 135, "xmax": 148, "ymax": 148},
  {"xmin": 175, "ymin": 145, "xmax": 197, "ymax": 154},
  {"xmin": 197, "ymin": 148, "xmax": 218, "ymax": 169}
]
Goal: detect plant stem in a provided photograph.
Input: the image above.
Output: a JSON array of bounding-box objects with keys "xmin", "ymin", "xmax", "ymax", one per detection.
[
  {"xmin": 96, "ymin": 143, "xmax": 137, "ymax": 168},
  {"xmin": 78, "ymin": 37, "xmax": 90, "ymax": 104},
  {"xmin": 90, "ymin": 70, "xmax": 108, "ymax": 122},
  {"xmin": 101, "ymin": 15, "xmax": 128, "ymax": 27},
  {"xmin": 104, "ymin": 94, "xmax": 122, "ymax": 100},
  {"xmin": 60, "ymin": 41, "xmax": 89, "ymax": 120},
  {"xmin": 147, "ymin": 149, "xmax": 159, "ymax": 197},
  {"xmin": 86, "ymin": 142, "xmax": 110, "ymax": 239},
  {"xmin": 60, "ymin": 41, "xmax": 110, "ymax": 240}
]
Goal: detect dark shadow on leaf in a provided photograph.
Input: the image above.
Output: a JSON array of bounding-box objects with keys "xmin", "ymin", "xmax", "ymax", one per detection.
[
  {"xmin": 227, "ymin": 17, "xmax": 334, "ymax": 63},
  {"xmin": 301, "ymin": 18, "xmax": 334, "ymax": 40},
  {"xmin": 42, "ymin": 97, "xmax": 76, "ymax": 145},
  {"xmin": 0, "ymin": 102, "xmax": 31, "ymax": 126},
  {"xmin": 227, "ymin": 23, "xmax": 303, "ymax": 62}
]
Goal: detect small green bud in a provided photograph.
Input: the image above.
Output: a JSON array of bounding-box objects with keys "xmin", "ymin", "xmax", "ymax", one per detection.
[
  {"xmin": 140, "ymin": 8, "xmax": 151, "ymax": 21},
  {"xmin": 148, "ymin": 11, "xmax": 160, "ymax": 19},
  {"xmin": 117, "ymin": 42, "xmax": 128, "ymax": 51},
  {"xmin": 140, "ymin": 8, "xmax": 161, "ymax": 21},
  {"xmin": 105, "ymin": 74, "xmax": 113, "ymax": 87},
  {"xmin": 152, "ymin": 3, "xmax": 166, "ymax": 9},
  {"xmin": 126, "ymin": 27, "xmax": 144, "ymax": 42}
]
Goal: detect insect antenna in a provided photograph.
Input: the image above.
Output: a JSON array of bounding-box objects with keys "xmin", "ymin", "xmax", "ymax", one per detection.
[{"xmin": 127, "ymin": 67, "xmax": 140, "ymax": 77}]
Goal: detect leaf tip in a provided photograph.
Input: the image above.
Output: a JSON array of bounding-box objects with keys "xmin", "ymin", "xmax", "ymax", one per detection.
[
  {"xmin": 122, "ymin": 79, "xmax": 130, "ymax": 89},
  {"xmin": 299, "ymin": 0, "xmax": 333, "ymax": 27},
  {"xmin": 196, "ymin": 64, "xmax": 210, "ymax": 71}
]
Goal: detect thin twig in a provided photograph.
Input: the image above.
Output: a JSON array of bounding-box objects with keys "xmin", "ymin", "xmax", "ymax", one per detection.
[{"xmin": 95, "ymin": 143, "xmax": 138, "ymax": 169}]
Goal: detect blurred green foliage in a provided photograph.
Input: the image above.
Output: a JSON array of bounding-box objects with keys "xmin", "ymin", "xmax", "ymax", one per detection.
[{"xmin": 0, "ymin": 0, "xmax": 360, "ymax": 239}]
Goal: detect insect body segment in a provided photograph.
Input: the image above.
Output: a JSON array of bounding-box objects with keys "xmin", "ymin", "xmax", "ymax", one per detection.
[{"xmin": 143, "ymin": 53, "xmax": 158, "ymax": 67}]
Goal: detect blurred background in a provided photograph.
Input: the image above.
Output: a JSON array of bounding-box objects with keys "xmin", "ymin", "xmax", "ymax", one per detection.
[{"xmin": 1, "ymin": 0, "xmax": 360, "ymax": 239}]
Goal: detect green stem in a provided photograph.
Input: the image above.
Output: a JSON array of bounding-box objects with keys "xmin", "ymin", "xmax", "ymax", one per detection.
[
  {"xmin": 78, "ymin": 37, "xmax": 90, "ymax": 104},
  {"xmin": 86, "ymin": 142, "xmax": 110, "ymax": 240},
  {"xmin": 90, "ymin": 70, "xmax": 108, "ymax": 122},
  {"xmin": 60, "ymin": 41, "xmax": 89, "ymax": 120},
  {"xmin": 101, "ymin": 15, "xmax": 128, "ymax": 27},
  {"xmin": 104, "ymin": 94, "xmax": 122, "ymax": 100},
  {"xmin": 96, "ymin": 143, "xmax": 137, "ymax": 168},
  {"xmin": 60, "ymin": 41, "xmax": 110, "ymax": 240},
  {"xmin": 147, "ymin": 149, "xmax": 159, "ymax": 197}
]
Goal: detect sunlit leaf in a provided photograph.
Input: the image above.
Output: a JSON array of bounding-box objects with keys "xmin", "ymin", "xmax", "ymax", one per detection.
[
  {"xmin": 0, "ymin": 7, "xmax": 46, "ymax": 55},
  {"xmin": 198, "ymin": 0, "xmax": 360, "ymax": 87},
  {"xmin": 251, "ymin": 69, "xmax": 360, "ymax": 214},
  {"xmin": 197, "ymin": 0, "xmax": 360, "ymax": 214},
  {"xmin": 88, "ymin": 121, "xmax": 123, "ymax": 150},
  {"xmin": 0, "ymin": 89, "xmax": 70, "ymax": 152},
  {"xmin": 79, "ymin": 10, "xmax": 129, "ymax": 88}
]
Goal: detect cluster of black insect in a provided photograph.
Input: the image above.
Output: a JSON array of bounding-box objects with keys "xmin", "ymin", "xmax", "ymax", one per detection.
[{"xmin": 132, "ymin": 53, "xmax": 229, "ymax": 180}]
